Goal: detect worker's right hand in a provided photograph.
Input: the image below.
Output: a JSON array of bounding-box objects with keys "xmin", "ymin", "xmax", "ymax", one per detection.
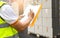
[{"xmin": 28, "ymin": 9, "xmax": 34, "ymax": 20}]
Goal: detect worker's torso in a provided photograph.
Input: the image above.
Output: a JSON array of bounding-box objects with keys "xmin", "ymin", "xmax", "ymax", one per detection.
[{"xmin": 0, "ymin": 1, "xmax": 18, "ymax": 38}]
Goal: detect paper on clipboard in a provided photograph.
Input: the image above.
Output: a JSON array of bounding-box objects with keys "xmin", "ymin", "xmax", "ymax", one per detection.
[
  {"xmin": 20, "ymin": 5, "xmax": 39, "ymax": 23},
  {"xmin": 21, "ymin": 5, "xmax": 42, "ymax": 26},
  {"xmin": 29, "ymin": 5, "xmax": 42, "ymax": 27},
  {"xmin": 22, "ymin": 5, "xmax": 41, "ymax": 26}
]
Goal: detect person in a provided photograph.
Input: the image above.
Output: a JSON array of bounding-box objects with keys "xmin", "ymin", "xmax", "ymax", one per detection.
[
  {"xmin": 9, "ymin": 0, "xmax": 34, "ymax": 38},
  {"xmin": 0, "ymin": 0, "xmax": 34, "ymax": 38}
]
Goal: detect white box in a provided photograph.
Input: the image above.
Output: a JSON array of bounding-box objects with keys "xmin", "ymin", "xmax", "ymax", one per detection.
[
  {"xmin": 41, "ymin": 0, "xmax": 52, "ymax": 9},
  {"xmin": 34, "ymin": 17, "xmax": 43, "ymax": 34},
  {"xmin": 42, "ymin": 9, "xmax": 52, "ymax": 18},
  {"xmin": 42, "ymin": 18, "xmax": 52, "ymax": 27},
  {"xmin": 28, "ymin": 26, "xmax": 35, "ymax": 33}
]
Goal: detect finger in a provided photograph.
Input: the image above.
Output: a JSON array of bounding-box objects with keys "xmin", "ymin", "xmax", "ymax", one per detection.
[
  {"xmin": 30, "ymin": 9, "xmax": 31, "ymax": 12},
  {"xmin": 30, "ymin": 9, "xmax": 33, "ymax": 12}
]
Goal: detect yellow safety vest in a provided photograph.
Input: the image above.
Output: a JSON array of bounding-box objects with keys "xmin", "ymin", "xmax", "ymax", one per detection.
[{"xmin": 0, "ymin": 1, "xmax": 18, "ymax": 38}]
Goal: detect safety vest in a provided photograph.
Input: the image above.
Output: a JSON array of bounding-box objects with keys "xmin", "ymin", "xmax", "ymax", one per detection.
[{"xmin": 0, "ymin": 1, "xmax": 18, "ymax": 38}]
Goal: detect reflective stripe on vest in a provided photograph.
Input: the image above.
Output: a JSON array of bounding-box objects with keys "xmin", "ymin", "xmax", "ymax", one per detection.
[{"xmin": 0, "ymin": 23, "xmax": 9, "ymax": 28}]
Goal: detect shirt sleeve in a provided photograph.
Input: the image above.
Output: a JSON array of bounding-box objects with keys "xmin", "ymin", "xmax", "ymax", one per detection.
[{"xmin": 0, "ymin": 5, "xmax": 18, "ymax": 24}]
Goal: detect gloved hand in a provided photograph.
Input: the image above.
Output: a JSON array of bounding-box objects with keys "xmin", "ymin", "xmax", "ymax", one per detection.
[{"xmin": 0, "ymin": 5, "xmax": 18, "ymax": 24}]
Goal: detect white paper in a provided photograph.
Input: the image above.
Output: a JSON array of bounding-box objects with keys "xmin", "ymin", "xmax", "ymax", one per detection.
[{"xmin": 21, "ymin": 5, "xmax": 40, "ymax": 23}]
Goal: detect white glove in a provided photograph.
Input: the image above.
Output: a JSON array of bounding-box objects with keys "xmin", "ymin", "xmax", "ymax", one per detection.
[{"xmin": 0, "ymin": 5, "xmax": 18, "ymax": 24}]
